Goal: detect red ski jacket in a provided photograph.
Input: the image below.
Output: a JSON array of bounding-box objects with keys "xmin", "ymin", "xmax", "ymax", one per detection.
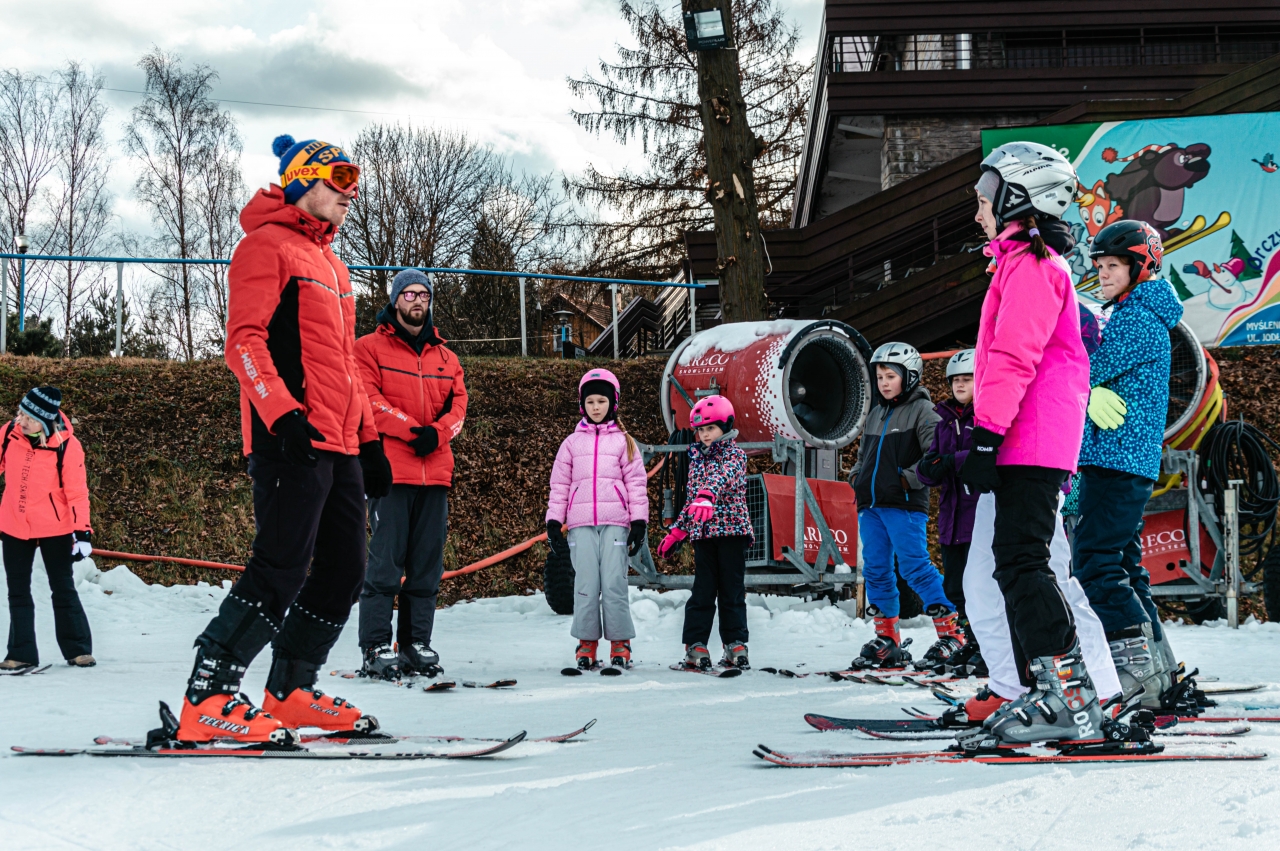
[
  {"xmin": 0, "ymin": 413, "xmax": 92, "ymax": 540},
  {"xmin": 354, "ymin": 319, "xmax": 467, "ymax": 486},
  {"xmin": 224, "ymin": 186, "xmax": 377, "ymax": 457}
]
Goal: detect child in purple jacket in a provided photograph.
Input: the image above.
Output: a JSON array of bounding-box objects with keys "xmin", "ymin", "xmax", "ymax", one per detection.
[
  {"xmin": 657, "ymin": 395, "xmax": 754, "ymax": 671},
  {"xmin": 916, "ymin": 349, "xmax": 984, "ymax": 675},
  {"xmin": 546, "ymin": 369, "xmax": 649, "ymax": 671}
]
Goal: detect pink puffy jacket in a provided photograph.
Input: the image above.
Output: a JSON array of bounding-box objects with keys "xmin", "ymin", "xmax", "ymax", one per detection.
[
  {"xmin": 973, "ymin": 225, "xmax": 1090, "ymax": 472},
  {"xmin": 546, "ymin": 420, "xmax": 649, "ymax": 530}
]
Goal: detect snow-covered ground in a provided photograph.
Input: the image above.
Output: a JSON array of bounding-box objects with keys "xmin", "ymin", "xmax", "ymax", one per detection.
[{"xmin": 3, "ymin": 559, "xmax": 1280, "ymax": 850}]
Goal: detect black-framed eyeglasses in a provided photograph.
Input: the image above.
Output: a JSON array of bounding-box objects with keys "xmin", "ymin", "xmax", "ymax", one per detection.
[{"xmin": 400, "ymin": 290, "xmax": 430, "ymax": 302}]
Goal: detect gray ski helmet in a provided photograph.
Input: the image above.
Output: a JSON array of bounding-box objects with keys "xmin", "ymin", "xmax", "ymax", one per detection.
[
  {"xmin": 870, "ymin": 341, "xmax": 923, "ymax": 393},
  {"xmin": 946, "ymin": 349, "xmax": 976, "ymax": 379},
  {"xmin": 979, "ymin": 141, "xmax": 1078, "ymax": 227}
]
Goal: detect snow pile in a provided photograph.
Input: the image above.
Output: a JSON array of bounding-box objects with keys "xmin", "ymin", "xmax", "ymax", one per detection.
[
  {"xmin": 2, "ymin": 558, "xmax": 1280, "ymax": 850},
  {"xmin": 678, "ymin": 319, "xmax": 811, "ymax": 363}
]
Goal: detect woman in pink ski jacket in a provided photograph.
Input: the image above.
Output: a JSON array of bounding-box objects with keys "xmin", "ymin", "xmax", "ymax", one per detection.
[{"xmin": 546, "ymin": 369, "xmax": 648, "ymax": 670}]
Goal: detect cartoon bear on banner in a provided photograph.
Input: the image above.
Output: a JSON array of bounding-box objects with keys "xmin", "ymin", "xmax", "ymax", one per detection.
[{"xmin": 1102, "ymin": 143, "xmax": 1211, "ymax": 239}]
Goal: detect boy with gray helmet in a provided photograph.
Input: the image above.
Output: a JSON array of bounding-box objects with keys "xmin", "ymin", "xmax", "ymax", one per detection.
[
  {"xmin": 915, "ymin": 349, "xmax": 985, "ymax": 675},
  {"xmin": 848, "ymin": 342, "xmax": 964, "ymax": 670}
]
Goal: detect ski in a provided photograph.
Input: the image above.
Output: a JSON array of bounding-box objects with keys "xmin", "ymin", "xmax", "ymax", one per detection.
[
  {"xmin": 463, "ymin": 679, "xmax": 516, "ymax": 689},
  {"xmin": 669, "ymin": 663, "xmax": 743, "ymax": 678},
  {"xmin": 562, "ymin": 666, "xmax": 595, "ymax": 676},
  {"xmin": 94, "ymin": 719, "xmax": 594, "ymax": 748},
  {"xmin": 1200, "ymin": 683, "xmax": 1266, "ymax": 696},
  {"xmin": 853, "ymin": 721, "xmax": 1251, "ymax": 741},
  {"xmin": 14, "ymin": 732, "xmax": 528, "ymax": 760},
  {"xmin": 600, "ymin": 666, "xmax": 625, "ymax": 677},
  {"xmin": 0, "ymin": 664, "xmax": 51, "ymax": 676},
  {"xmin": 759, "ymin": 667, "xmax": 811, "ymax": 678},
  {"xmin": 753, "ymin": 740, "xmax": 1264, "ymax": 768},
  {"xmin": 423, "ymin": 680, "xmax": 457, "ymax": 692}
]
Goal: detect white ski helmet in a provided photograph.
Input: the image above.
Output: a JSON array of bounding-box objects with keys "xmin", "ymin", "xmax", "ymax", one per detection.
[
  {"xmin": 978, "ymin": 142, "xmax": 1078, "ymax": 226},
  {"xmin": 946, "ymin": 349, "xmax": 976, "ymax": 379},
  {"xmin": 870, "ymin": 341, "xmax": 923, "ymax": 393}
]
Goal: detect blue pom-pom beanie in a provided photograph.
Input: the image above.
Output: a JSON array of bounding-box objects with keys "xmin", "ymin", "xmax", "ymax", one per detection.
[{"xmin": 272, "ymin": 134, "xmax": 354, "ymax": 204}]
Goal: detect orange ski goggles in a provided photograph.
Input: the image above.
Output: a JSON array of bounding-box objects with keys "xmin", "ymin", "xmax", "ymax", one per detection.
[{"xmin": 281, "ymin": 162, "xmax": 361, "ymax": 195}]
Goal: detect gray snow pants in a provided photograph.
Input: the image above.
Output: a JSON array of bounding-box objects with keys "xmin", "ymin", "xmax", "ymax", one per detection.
[
  {"xmin": 568, "ymin": 524, "xmax": 635, "ymax": 642},
  {"xmin": 358, "ymin": 484, "xmax": 448, "ymax": 649}
]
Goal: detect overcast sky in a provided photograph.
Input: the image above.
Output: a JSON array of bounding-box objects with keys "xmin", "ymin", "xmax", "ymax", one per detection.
[{"xmin": 0, "ymin": 0, "xmax": 823, "ymax": 236}]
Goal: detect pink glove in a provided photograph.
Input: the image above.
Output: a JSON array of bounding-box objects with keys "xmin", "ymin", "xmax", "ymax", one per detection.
[
  {"xmin": 687, "ymin": 491, "xmax": 716, "ymax": 523},
  {"xmin": 657, "ymin": 528, "xmax": 688, "ymax": 559}
]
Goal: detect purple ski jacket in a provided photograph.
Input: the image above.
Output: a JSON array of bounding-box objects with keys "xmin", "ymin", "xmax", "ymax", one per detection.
[
  {"xmin": 916, "ymin": 399, "xmax": 979, "ymax": 545},
  {"xmin": 547, "ymin": 419, "xmax": 648, "ymax": 530}
]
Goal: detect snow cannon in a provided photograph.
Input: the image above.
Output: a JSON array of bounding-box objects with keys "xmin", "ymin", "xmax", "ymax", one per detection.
[{"xmin": 660, "ymin": 320, "xmax": 873, "ymax": 452}]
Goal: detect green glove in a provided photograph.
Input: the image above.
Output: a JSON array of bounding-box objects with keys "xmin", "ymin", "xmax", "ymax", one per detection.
[{"xmin": 1088, "ymin": 386, "xmax": 1127, "ymax": 430}]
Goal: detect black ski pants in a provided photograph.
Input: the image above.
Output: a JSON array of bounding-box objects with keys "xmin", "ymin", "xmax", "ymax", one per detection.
[
  {"xmin": 682, "ymin": 536, "xmax": 749, "ymax": 647},
  {"xmin": 197, "ymin": 452, "xmax": 367, "ymax": 666},
  {"xmin": 358, "ymin": 484, "xmax": 448, "ymax": 649},
  {"xmin": 1072, "ymin": 466, "xmax": 1162, "ymax": 640},
  {"xmin": 3, "ymin": 533, "xmax": 91, "ymax": 664},
  {"xmin": 991, "ymin": 466, "xmax": 1077, "ymax": 669},
  {"xmin": 940, "ymin": 542, "xmax": 971, "ymax": 621}
]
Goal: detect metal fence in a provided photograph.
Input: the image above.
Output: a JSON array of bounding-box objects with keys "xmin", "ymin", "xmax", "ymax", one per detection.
[{"xmin": 0, "ymin": 252, "xmax": 702, "ymax": 360}]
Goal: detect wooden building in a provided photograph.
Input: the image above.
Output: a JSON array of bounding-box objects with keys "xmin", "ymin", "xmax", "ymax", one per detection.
[{"xmin": 685, "ymin": 1, "xmax": 1280, "ymax": 349}]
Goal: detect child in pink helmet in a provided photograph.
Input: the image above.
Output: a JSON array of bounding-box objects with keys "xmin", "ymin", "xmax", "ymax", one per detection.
[
  {"xmin": 546, "ymin": 369, "xmax": 649, "ymax": 670},
  {"xmin": 657, "ymin": 395, "xmax": 754, "ymax": 670}
]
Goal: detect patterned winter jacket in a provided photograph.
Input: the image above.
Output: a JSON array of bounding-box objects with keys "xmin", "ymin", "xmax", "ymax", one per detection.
[
  {"xmin": 1078, "ymin": 277, "xmax": 1183, "ymax": 481},
  {"xmin": 673, "ymin": 430, "xmax": 754, "ymax": 542},
  {"xmin": 546, "ymin": 419, "xmax": 649, "ymax": 530}
]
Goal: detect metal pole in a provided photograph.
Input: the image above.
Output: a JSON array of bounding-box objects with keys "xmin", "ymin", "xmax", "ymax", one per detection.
[
  {"xmin": 114, "ymin": 262, "xmax": 124, "ymax": 357},
  {"xmin": 689, "ymin": 285, "xmax": 697, "ymax": 338},
  {"xmin": 18, "ymin": 256, "xmax": 25, "ymax": 333},
  {"xmin": 1, "ymin": 260, "xmax": 7, "ymax": 354},
  {"xmin": 793, "ymin": 442, "xmax": 805, "ymax": 566},
  {"xmin": 1225, "ymin": 480, "xmax": 1242, "ymax": 628},
  {"xmin": 610, "ymin": 283, "xmax": 620, "ymax": 359},
  {"xmin": 518, "ymin": 276, "xmax": 527, "ymax": 357}
]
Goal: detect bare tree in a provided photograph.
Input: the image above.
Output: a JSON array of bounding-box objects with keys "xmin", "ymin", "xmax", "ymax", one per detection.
[
  {"xmin": 194, "ymin": 119, "xmax": 246, "ymax": 351},
  {"xmin": 338, "ymin": 124, "xmax": 506, "ymax": 333},
  {"xmin": 124, "ymin": 48, "xmax": 237, "ymax": 360},
  {"xmin": 46, "ymin": 62, "xmax": 111, "ymax": 355},
  {"xmin": 0, "ymin": 68, "xmax": 58, "ymax": 321},
  {"xmin": 567, "ymin": 0, "xmax": 811, "ymax": 279}
]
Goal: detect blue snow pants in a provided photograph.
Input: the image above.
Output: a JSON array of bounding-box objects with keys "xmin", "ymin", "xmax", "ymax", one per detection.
[
  {"xmin": 1071, "ymin": 466, "xmax": 1162, "ymax": 640},
  {"xmin": 859, "ymin": 507, "xmax": 952, "ymax": 618}
]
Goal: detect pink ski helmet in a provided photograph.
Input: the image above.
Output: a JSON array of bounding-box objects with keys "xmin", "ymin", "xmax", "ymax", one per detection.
[
  {"xmin": 689, "ymin": 394, "xmax": 734, "ymax": 432},
  {"xmin": 579, "ymin": 368, "xmax": 621, "ymax": 419}
]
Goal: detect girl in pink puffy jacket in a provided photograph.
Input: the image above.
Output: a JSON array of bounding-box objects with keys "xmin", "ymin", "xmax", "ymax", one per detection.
[{"xmin": 546, "ymin": 369, "xmax": 649, "ymax": 670}]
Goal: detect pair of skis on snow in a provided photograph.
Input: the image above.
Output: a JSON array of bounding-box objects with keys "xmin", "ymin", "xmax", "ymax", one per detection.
[
  {"xmin": 0, "ymin": 664, "xmax": 52, "ymax": 676},
  {"xmin": 560, "ymin": 662, "xmax": 745, "ymax": 678},
  {"xmin": 329, "ymin": 670, "xmax": 517, "ymax": 691},
  {"xmin": 11, "ymin": 702, "xmax": 595, "ymax": 760}
]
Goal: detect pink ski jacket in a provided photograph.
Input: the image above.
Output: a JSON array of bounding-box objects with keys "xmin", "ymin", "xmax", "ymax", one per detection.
[
  {"xmin": 546, "ymin": 420, "xmax": 649, "ymax": 530},
  {"xmin": 973, "ymin": 225, "xmax": 1090, "ymax": 472}
]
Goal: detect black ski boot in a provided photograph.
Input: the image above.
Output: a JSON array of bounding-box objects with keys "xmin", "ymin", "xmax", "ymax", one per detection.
[
  {"xmin": 851, "ymin": 606, "xmax": 912, "ymax": 669},
  {"xmin": 399, "ymin": 642, "xmax": 442, "ymax": 677},
  {"xmin": 943, "ymin": 623, "xmax": 988, "ymax": 677},
  {"xmin": 913, "ymin": 606, "xmax": 966, "ymax": 672},
  {"xmin": 361, "ymin": 644, "xmax": 401, "ymax": 680}
]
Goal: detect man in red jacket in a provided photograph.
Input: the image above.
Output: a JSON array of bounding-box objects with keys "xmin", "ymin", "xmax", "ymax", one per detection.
[
  {"xmin": 176, "ymin": 134, "xmax": 393, "ymax": 744},
  {"xmin": 354, "ymin": 268, "xmax": 467, "ymax": 679}
]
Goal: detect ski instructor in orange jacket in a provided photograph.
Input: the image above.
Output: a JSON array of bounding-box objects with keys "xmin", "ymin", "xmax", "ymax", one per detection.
[
  {"xmin": 176, "ymin": 134, "xmax": 394, "ymax": 744},
  {"xmin": 354, "ymin": 269, "xmax": 467, "ymax": 679}
]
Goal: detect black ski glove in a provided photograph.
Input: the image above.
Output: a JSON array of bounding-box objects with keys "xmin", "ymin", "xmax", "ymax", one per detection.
[
  {"xmin": 627, "ymin": 520, "xmax": 647, "ymax": 556},
  {"xmin": 960, "ymin": 426, "xmax": 1004, "ymax": 495},
  {"xmin": 546, "ymin": 519, "xmax": 565, "ymax": 545},
  {"xmin": 273, "ymin": 410, "xmax": 325, "ymax": 467},
  {"xmin": 917, "ymin": 451, "xmax": 955, "ymax": 481},
  {"xmin": 408, "ymin": 425, "xmax": 440, "ymax": 457},
  {"xmin": 359, "ymin": 440, "xmax": 394, "ymax": 499}
]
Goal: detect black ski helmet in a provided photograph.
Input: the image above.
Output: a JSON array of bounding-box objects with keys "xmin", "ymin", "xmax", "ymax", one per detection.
[{"xmin": 1089, "ymin": 219, "xmax": 1163, "ymax": 282}]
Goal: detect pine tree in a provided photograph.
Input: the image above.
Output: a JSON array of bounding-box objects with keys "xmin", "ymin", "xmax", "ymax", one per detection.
[
  {"xmin": 1228, "ymin": 230, "xmax": 1261, "ymax": 282},
  {"xmin": 1168, "ymin": 266, "xmax": 1194, "ymax": 301}
]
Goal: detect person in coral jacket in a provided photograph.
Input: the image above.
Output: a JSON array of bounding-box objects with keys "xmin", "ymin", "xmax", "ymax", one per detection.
[
  {"xmin": 546, "ymin": 369, "xmax": 648, "ymax": 671},
  {"xmin": 177, "ymin": 134, "xmax": 394, "ymax": 744},
  {"xmin": 354, "ymin": 268, "xmax": 468, "ymax": 679},
  {"xmin": 0, "ymin": 387, "xmax": 95, "ymax": 671}
]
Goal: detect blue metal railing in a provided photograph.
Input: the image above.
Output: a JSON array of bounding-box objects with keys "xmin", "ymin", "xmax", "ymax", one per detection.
[{"xmin": 0, "ymin": 252, "xmax": 701, "ymax": 358}]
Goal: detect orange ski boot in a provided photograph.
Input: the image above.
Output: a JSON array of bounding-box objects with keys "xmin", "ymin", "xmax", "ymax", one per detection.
[
  {"xmin": 178, "ymin": 650, "xmax": 294, "ymax": 744},
  {"xmin": 609, "ymin": 640, "xmax": 632, "ymax": 669},
  {"xmin": 576, "ymin": 640, "xmax": 599, "ymax": 671},
  {"xmin": 964, "ymin": 685, "xmax": 1010, "ymax": 722},
  {"xmin": 262, "ymin": 657, "xmax": 378, "ymax": 734}
]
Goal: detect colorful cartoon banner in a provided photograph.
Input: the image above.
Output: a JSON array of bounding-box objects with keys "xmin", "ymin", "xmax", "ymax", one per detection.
[{"xmin": 983, "ymin": 113, "xmax": 1280, "ymax": 347}]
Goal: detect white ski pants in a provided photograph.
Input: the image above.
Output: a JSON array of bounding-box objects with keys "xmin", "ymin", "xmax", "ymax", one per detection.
[
  {"xmin": 964, "ymin": 492, "xmax": 1121, "ymax": 701},
  {"xmin": 568, "ymin": 525, "xmax": 636, "ymax": 642}
]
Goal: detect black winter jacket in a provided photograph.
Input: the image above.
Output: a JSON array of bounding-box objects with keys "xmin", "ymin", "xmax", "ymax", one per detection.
[{"xmin": 849, "ymin": 386, "xmax": 940, "ymax": 513}]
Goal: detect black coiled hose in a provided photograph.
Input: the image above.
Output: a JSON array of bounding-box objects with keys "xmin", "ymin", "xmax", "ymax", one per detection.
[{"xmin": 1198, "ymin": 419, "xmax": 1280, "ymax": 572}]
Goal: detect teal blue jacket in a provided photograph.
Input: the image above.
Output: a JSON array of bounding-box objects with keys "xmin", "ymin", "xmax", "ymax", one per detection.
[{"xmin": 1078, "ymin": 278, "xmax": 1183, "ymax": 480}]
